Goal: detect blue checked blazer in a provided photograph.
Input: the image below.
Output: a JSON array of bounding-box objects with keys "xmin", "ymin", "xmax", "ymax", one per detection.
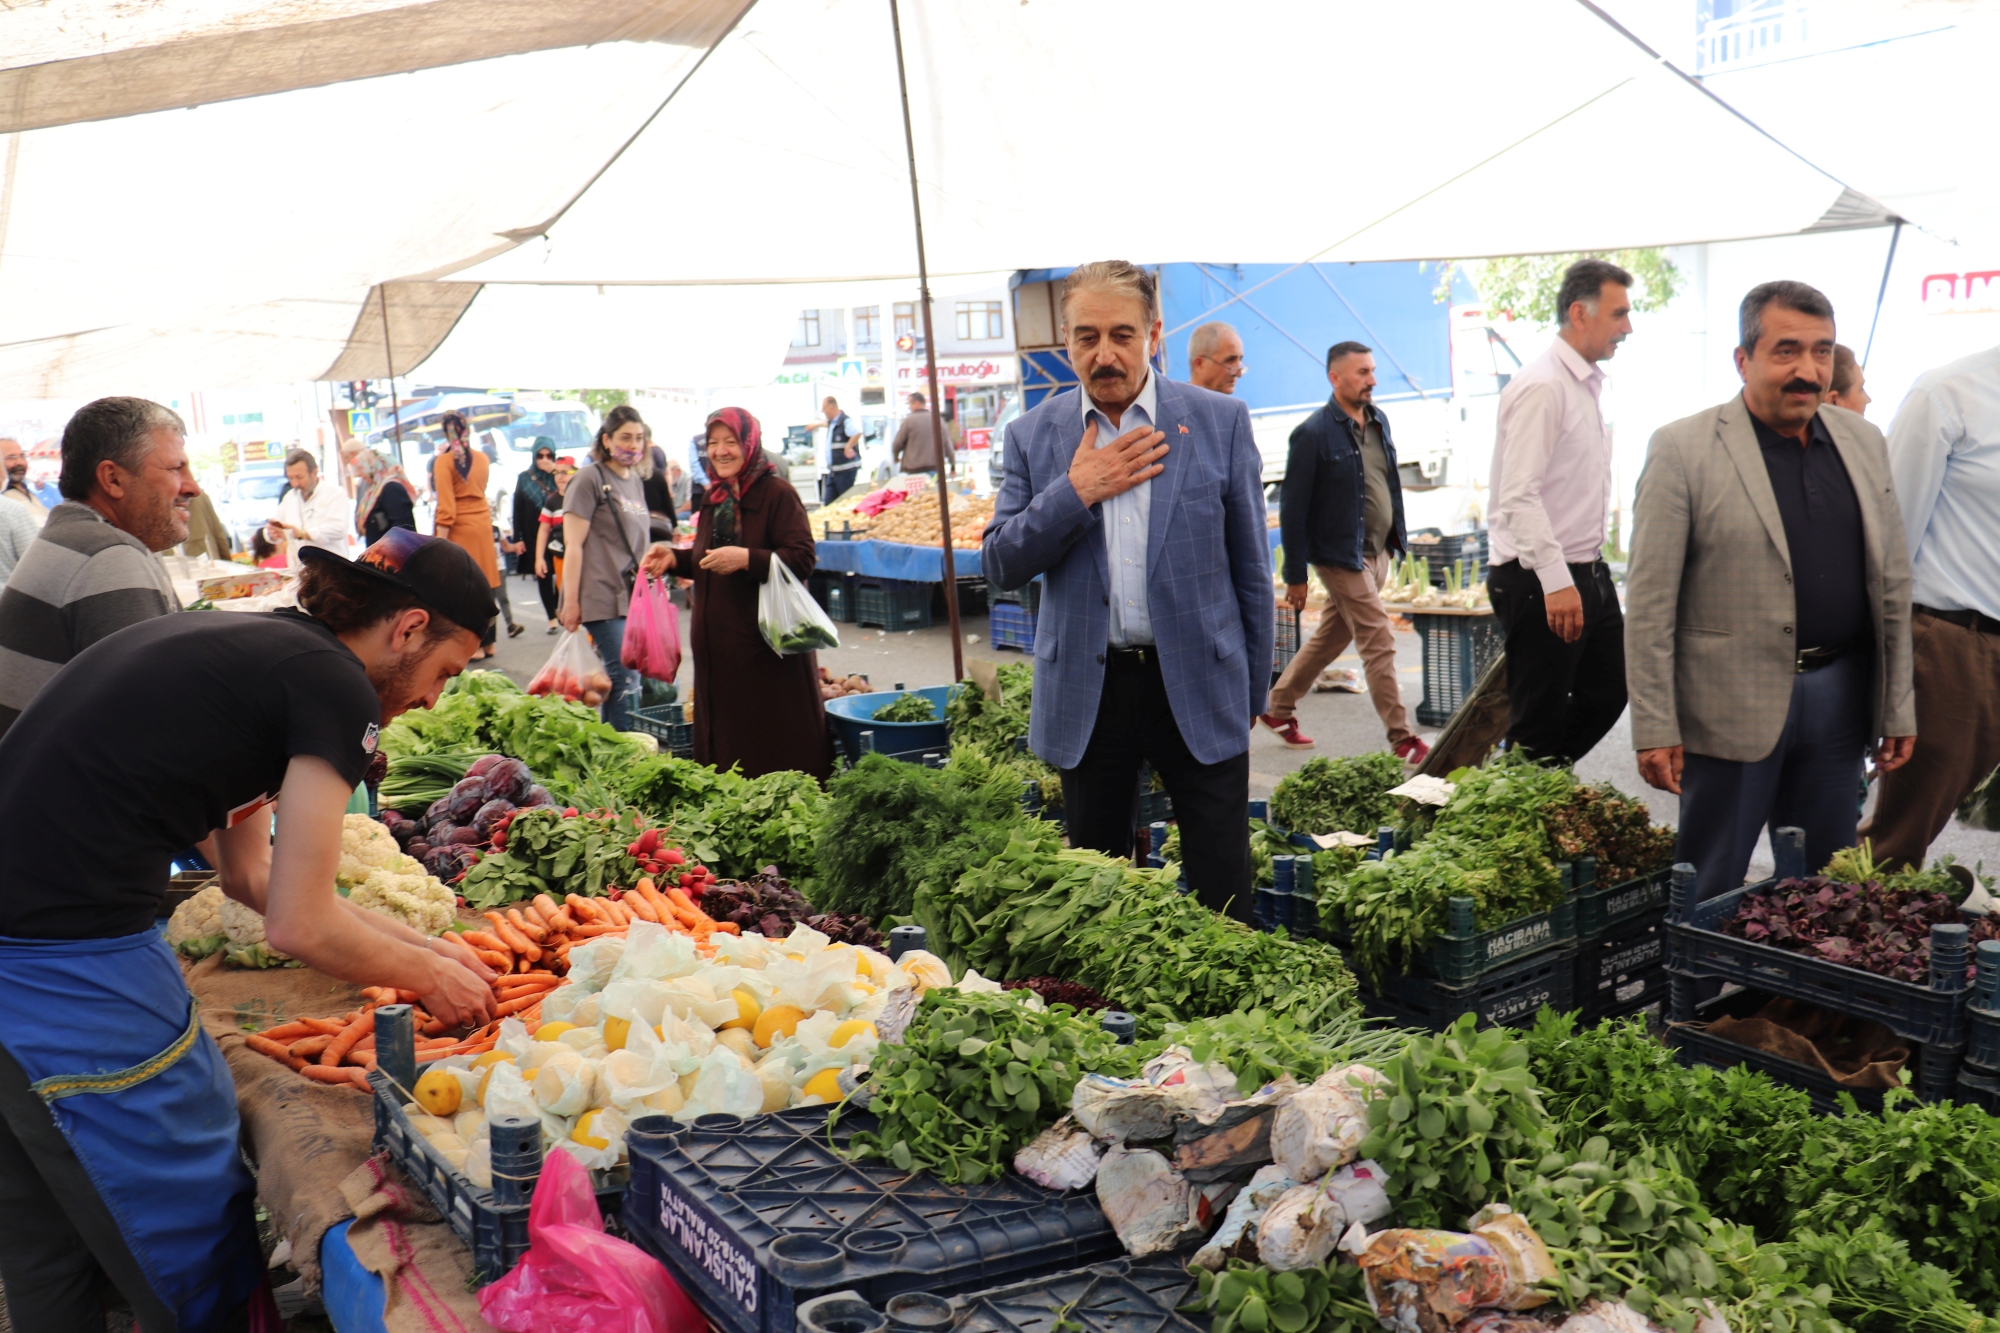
[{"xmin": 984, "ymin": 378, "xmax": 1275, "ymax": 769}]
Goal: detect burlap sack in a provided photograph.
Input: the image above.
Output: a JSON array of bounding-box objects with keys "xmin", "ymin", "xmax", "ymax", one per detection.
[
  {"xmin": 1705, "ymin": 994, "xmax": 1908, "ymax": 1089},
  {"xmin": 339, "ymin": 1156, "xmax": 497, "ymax": 1333}
]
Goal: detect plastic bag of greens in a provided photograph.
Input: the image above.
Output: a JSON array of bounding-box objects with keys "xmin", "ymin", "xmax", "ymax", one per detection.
[{"xmin": 756, "ymin": 557, "xmax": 839, "ymax": 656}]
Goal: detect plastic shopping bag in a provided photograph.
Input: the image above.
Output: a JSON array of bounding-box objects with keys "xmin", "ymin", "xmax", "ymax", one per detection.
[
  {"xmin": 757, "ymin": 557, "xmax": 839, "ymax": 655},
  {"xmin": 528, "ymin": 628, "xmax": 614, "ymax": 704},
  {"xmin": 477, "ymin": 1150, "xmax": 705, "ymax": 1333},
  {"xmin": 621, "ymin": 575, "xmax": 682, "ymax": 682}
]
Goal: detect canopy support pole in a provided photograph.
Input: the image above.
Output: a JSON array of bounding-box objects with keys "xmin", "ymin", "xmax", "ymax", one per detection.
[
  {"xmin": 379, "ymin": 286, "xmax": 406, "ymax": 471},
  {"xmin": 889, "ymin": 0, "xmax": 964, "ymax": 684},
  {"xmin": 1863, "ymin": 217, "xmax": 1903, "ymax": 366}
]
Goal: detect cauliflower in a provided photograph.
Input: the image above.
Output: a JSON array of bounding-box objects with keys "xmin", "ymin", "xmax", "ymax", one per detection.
[
  {"xmin": 348, "ymin": 866, "xmax": 456, "ymax": 936},
  {"xmin": 216, "ymin": 895, "xmax": 295, "ymax": 968},
  {"xmin": 338, "ymin": 814, "xmax": 404, "ymax": 890},
  {"xmin": 167, "ymin": 884, "xmax": 228, "ymax": 959}
]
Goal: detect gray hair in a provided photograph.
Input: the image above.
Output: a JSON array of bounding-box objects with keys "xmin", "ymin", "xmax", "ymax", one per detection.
[
  {"xmin": 1060, "ymin": 260, "xmax": 1160, "ymax": 327},
  {"xmin": 1739, "ymin": 280, "xmax": 1835, "ymax": 355},
  {"xmin": 1556, "ymin": 258, "xmax": 1635, "ymax": 328},
  {"xmin": 60, "ymin": 397, "xmax": 185, "ymax": 502},
  {"xmin": 284, "ymin": 448, "xmax": 318, "ymax": 474},
  {"xmin": 1188, "ymin": 321, "xmax": 1238, "ymax": 362}
]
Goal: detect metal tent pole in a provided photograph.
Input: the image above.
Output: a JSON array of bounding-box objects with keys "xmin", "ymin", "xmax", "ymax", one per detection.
[
  {"xmin": 379, "ymin": 285, "xmax": 407, "ymax": 471},
  {"xmin": 1862, "ymin": 217, "xmax": 1903, "ymax": 366},
  {"xmin": 888, "ymin": 0, "xmax": 963, "ymax": 682}
]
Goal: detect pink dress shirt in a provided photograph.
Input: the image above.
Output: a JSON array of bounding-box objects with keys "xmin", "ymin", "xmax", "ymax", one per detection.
[{"xmin": 1488, "ymin": 335, "xmax": 1612, "ymax": 595}]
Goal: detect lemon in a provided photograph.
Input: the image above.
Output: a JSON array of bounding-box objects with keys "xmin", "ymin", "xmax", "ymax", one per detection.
[
  {"xmin": 571, "ymin": 1109, "xmax": 611, "ymax": 1151},
  {"xmin": 752, "ymin": 1004, "xmax": 807, "ymax": 1049},
  {"xmin": 470, "ymin": 1051, "xmax": 514, "ymax": 1069},
  {"xmin": 802, "ymin": 1069, "xmax": 845, "ymax": 1103},
  {"xmin": 602, "ymin": 1016, "xmax": 632, "ymax": 1051},
  {"xmin": 476, "ymin": 1063, "xmax": 506, "ymax": 1106},
  {"xmin": 828, "ymin": 1020, "xmax": 876, "ymax": 1049},
  {"xmin": 717, "ymin": 989, "xmax": 760, "ymax": 1031},
  {"xmin": 413, "ymin": 1067, "xmax": 463, "ymax": 1117},
  {"xmin": 533, "ymin": 1022, "xmax": 576, "ymax": 1043}
]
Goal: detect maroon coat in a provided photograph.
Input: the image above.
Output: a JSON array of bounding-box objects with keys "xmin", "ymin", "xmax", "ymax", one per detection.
[{"xmin": 670, "ymin": 472, "xmax": 832, "ymax": 781}]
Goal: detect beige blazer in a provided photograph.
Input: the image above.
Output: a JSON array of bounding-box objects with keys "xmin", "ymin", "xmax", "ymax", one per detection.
[{"xmin": 1625, "ymin": 394, "xmax": 1914, "ymax": 762}]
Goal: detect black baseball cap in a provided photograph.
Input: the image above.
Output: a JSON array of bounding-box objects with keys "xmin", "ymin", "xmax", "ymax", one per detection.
[{"xmin": 300, "ymin": 529, "xmax": 496, "ymax": 636}]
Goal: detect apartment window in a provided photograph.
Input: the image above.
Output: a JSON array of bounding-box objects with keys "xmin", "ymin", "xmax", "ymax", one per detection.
[
  {"xmin": 853, "ymin": 306, "xmax": 880, "ymax": 346},
  {"xmin": 956, "ymin": 300, "xmax": 1004, "ymax": 341},
  {"xmin": 792, "ymin": 309, "xmax": 822, "ymax": 348},
  {"xmin": 893, "ymin": 301, "xmax": 917, "ymax": 340}
]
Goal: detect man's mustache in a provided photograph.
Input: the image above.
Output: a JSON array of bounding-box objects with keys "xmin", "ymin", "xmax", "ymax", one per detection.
[
  {"xmin": 1091, "ymin": 366, "xmax": 1124, "ymax": 380},
  {"xmin": 1785, "ymin": 378, "xmax": 1822, "ymax": 395}
]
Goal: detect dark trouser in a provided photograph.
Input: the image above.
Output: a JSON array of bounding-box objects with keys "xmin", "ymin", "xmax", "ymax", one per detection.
[
  {"xmin": 1678, "ymin": 650, "xmax": 1872, "ymax": 905},
  {"xmin": 824, "ymin": 465, "xmax": 860, "ymax": 505},
  {"xmin": 535, "ymin": 570, "xmax": 560, "ymax": 621},
  {"xmin": 1860, "ymin": 609, "xmax": 2000, "ymax": 868},
  {"xmin": 1486, "ymin": 559, "xmax": 1627, "ymax": 764},
  {"xmin": 1061, "ymin": 649, "xmax": 1254, "ymax": 923},
  {"xmin": 0, "ymin": 1042, "xmax": 178, "ymax": 1333},
  {"xmin": 492, "ymin": 578, "xmax": 517, "ymax": 631}
]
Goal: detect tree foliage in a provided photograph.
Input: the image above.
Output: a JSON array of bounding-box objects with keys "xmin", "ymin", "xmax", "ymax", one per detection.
[{"xmin": 1433, "ymin": 248, "xmax": 1683, "ymax": 325}]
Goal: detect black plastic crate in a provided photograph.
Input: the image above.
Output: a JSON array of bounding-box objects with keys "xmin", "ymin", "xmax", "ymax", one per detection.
[
  {"xmin": 933, "ymin": 578, "xmax": 989, "ymax": 621},
  {"xmin": 1968, "ymin": 1004, "xmax": 2000, "ymax": 1070},
  {"xmin": 1417, "ymin": 893, "xmax": 1578, "ymax": 986},
  {"xmin": 1407, "ymin": 530, "xmax": 1488, "ymax": 588},
  {"xmin": 810, "ymin": 571, "xmax": 859, "ymax": 623},
  {"xmin": 857, "ymin": 578, "xmax": 935, "ymax": 631},
  {"xmin": 991, "ymin": 602, "xmax": 1036, "ymax": 653},
  {"xmin": 1576, "ymin": 915, "xmax": 1669, "ymax": 1018},
  {"xmin": 628, "ymin": 702, "xmax": 694, "ymax": 757},
  {"xmin": 1272, "ymin": 604, "xmax": 1301, "ymax": 683},
  {"xmin": 1663, "ymin": 989, "xmax": 1889, "ymax": 1117},
  {"xmin": 989, "ymin": 581, "xmax": 1043, "ymax": 616},
  {"xmin": 1410, "ymin": 611, "xmax": 1503, "ymax": 728},
  {"xmin": 1357, "ymin": 945, "xmax": 1576, "ymax": 1032},
  {"xmin": 1665, "ymin": 843, "xmax": 1972, "ymax": 1048},
  {"xmin": 367, "ymin": 1070, "xmax": 626, "ymax": 1284},
  {"xmin": 801, "ymin": 1255, "xmax": 1203, "ymax": 1333},
  {"xmin": 623, "ymin": 1107, "xmax": 1118, "ymax": 1333},
  {"xmin": 1953, "ymin": 1064, "xmax": 2000, "ymax": 1115},
  {"xmin": 1576, "ymin": 865, "xmax": 1673, "ymax": 941}
]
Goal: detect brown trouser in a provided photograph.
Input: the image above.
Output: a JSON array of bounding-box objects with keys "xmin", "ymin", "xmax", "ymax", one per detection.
[
  {"xmin": 1266, "ymin": 553, "xmax": 1412, "ymax": 744},
  {"xmin": 1859, "ymin": 609, "xmax": 2000, "ymax": 867}
]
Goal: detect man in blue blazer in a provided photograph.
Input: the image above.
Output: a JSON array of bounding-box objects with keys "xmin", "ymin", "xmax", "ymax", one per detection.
[{"xmin": 985, "ymin": 261, "xmax": 1275, "ymax": 920}]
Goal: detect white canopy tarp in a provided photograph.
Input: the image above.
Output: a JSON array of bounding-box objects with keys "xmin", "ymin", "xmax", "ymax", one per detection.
[{"xmin": 0, "ymin": 0, "xmax": 1893, "ymax": 396}]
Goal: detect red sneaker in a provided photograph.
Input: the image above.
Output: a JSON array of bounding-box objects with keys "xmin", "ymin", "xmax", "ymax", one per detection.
[
  {"xmin": 1257, "ymin": 714, "xmax": 1315, "ymax": 748},
  {"xmin": 1394, "ymin": 734, "xmax": 1430, "ymax": 766}
]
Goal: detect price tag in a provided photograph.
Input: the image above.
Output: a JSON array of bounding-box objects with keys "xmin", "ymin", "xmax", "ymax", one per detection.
[
  {"xmin": 1387, "ymin": 775, "xmax": 1456, "ymax": 807},
  {"xmin": 967, "ymin": 658, "xmax": 1002, "ymax": 704},
  {"xmin": 1309, "ymin": 832, "xmax": 1376, "ymax": 849}
]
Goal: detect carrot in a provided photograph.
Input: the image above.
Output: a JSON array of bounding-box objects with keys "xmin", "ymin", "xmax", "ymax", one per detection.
[
  {"xmin": 461, "ymin": 930, "xmax": 509, "ymax": 953},
  {"xmin": 634, "ymin": 879, "xmax": 673, "ymax": 920},
  {"xmin": 664, "ymin": 886, "xmax": 710, "ymax": 927},
  {"xmin": 395, "ymin": 989, "xmax": 423, "ymax": 1005},
  {"xmin": 485, "ymin": 915, "xmax": 541, "ymax": 961},
  {"xmin": 570, "ymin": 923, "xmax": 624, "ymax": 938},
  {"xmin": 300, "ymin": 1064, "xmax": 367, "ymax": 1088},
  {"xmin": 474, "ymin": 949, "xmax": 511, "ymax": 970},
  {"xmin": 246, "ymin": 1034, "xmax": 304, "ymax": 1068},
  {"xmin": 494, "ymin": 993, "xmax": 544, "ymax": 1017},
  {"xmin": 415, "ymin": 1036, "xmax": 459, "ymax": 1050},
  {"xmin": 301, "ymin": 1017, "xmax": 349, "ymax": 1035},
  {"xmin": 547, "ymin": 910, "xmax": 578, "ymax": 934},
  {"xmin": 532, "ymin": 893, "xmax": 563, "ymax": 922},
  {"xmin": 564, "ymin": 893, "xmax": 600, "ymax": 923},
  {"xmin": 420, "ymin": 1017, "xmax": 448, "ymax": 1038},
  {"xmin": 506, "ymin": 908, "xmax": 547, "ymax": 943},
  {"xmin": 623, "ymin": 892, "xmax": 661, "ymax": 925},
  {"xmin": 288, "ymin": 1034, "xmax": 335, "ymax": 1057},
  {"xmin": 321, "ymin": 1011, "xmax": 375, "ymax": 1067},
  {"xmin": 710, "ymin": 920, "xmax": 741, "ymax": 936},
  {"xmin": 255, "ymin": 1021, "xmax": 314, "ymax": 1043}
]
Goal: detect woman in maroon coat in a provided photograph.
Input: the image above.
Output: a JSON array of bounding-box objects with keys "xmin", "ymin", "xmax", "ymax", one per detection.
[{"xmin": 642, "ymin": 407, "xmax": 831, "ymax": 780}]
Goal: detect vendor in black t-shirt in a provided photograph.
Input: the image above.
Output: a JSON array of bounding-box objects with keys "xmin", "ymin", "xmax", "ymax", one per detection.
[{"xmin": 0, "ymin": 528, "xmax": 498, "ymax": 1333}]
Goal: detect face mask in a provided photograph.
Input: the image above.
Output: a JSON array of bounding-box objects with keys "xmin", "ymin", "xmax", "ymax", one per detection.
[{"xmin": 611, "ymin": 442, "xmax": 643, "ymax": 466}]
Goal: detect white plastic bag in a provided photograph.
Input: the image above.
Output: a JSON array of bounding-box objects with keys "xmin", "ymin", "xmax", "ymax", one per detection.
[{"xmin": 757, "ymin": 557, "xmax": 839, "ymax": 655}]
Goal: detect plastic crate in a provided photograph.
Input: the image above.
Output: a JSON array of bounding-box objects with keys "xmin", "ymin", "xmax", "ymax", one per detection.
[
  {"xmin": 856, "ymin": 578, "xmax": 934, "ymax": 630},
  {"xmin": 826, "ymin": 686, "xmax": 955, "ymax": 765},
  {"xmin": 1273, "ymin": 605, "xmax": 1301, "ymax": 682},
  {"xmin": 1138, "ymin": 789, "xmax": 1174, "ymax": 826},
  {"xmin": 628, "ymin": 702, "xmax": 694, "ymax": 758},
  {"xmin": 990, "ymin": 602, "xmax": 1037, "ymax": 654},
  {"xmin": 367, "ymin": 1069, "xmax": 626, "ymax": 1284},
  {"xmin": 800, "ymin": 1255, "xmax": 1203, "ymax": 1333},
  {"xmin": 1575, "ymin": 864, "xmax": 1674, "ymax": 941},
  {"xmin": 1662, "ymin": 990, "xmax": 1889, "ymax": 1117},
  {"xmin": 1575, "ymin": 916, "xmax": 1669, "ymax": 1018},
  {"xmin": 1665, "ymin": 843, "xmax": 1973, "ymax": 1048},
  {"xmin": 1953, "ymin": 1064, "xmax": 2000, "ymax": 1115},
  {"xmin": 1968, "ymin": 1004, "xmax": 2000, "ymax": 1070},
  {"xmin": 622, "ymin": 1107, "xmax": 1119, "ymax": 1333},
  {"xmin": 989, "ymin": 581, "xmax": 1044, "ymax": 616},
  {"xmin": 1407, "ymin": 530, "xmax": 1488, "ymax": 588},
  {"xmin": 1358, "ymin": 945, "xmax": 1576, "ymax": 1032},
  {"xmin": 1416, "ymin": 893, "xmax": 1578, "ymax": 986},
  {"xmin": 938, "ymin": 579, "xmax": 988, "ymax": 620},
  {"xmin": 810, "ymin": 571, "xmax": 859, "ymax": 624},
  {"xmin": 1410, "ymin": 611, "xmax": 1504, "ymax": 728}
]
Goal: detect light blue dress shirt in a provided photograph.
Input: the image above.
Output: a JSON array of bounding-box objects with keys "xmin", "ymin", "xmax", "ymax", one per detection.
[
  {"xmin": 1886, "ymin": 345, "xmax": 2000, "ymax": 621},
  {"xmin": 1081, "ymin": 371, "xmax": 1159, "ymax": 647}
]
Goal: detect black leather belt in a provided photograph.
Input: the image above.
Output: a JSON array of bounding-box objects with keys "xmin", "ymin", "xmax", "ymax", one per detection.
[
  {"xmin": 1106, "ymin": 645, "xmax": 1155, "ymax": 666},
  {"xmin": 1795, "ymin": 642, "xmax": 1856, "ymax": 673},
  {"xmin": 1916, "ymin": 604, "xmax": 2000, "ymax": 637}
]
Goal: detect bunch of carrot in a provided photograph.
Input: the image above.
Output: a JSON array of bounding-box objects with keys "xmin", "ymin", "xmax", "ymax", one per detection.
[{"xmin": 456, "ymin": 880, "xmax": 737, "ymax": 977}]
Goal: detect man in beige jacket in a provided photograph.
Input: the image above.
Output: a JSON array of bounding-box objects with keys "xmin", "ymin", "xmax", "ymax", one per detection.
[{"xmin": 1626, "ymin": 280, "xmax": 1914, "ymax": 902}]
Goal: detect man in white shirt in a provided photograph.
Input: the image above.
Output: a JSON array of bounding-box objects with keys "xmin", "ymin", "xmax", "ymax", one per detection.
[
  {"xmin": 1187, "ymin": 322, "xmax": 1246, "ymax": 395},
  {"xmin": 266, "ymin": 449, "xmax": 351, "ymax": 566},
  {"xmin": 1858, "ymin": 345, "xmax": 2000, "ymax": 866},
  {"xmin": 1487, "ymin": 258, "xmax": 1633, "ymax": 763}
]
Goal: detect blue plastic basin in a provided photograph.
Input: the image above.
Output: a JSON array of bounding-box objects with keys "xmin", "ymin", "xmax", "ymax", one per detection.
[{"xmin": 824, "ymin": 686, "xmax": 956, "ymax": 764}]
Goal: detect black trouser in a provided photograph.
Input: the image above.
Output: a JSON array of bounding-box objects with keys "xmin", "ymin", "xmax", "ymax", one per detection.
[
  {"xmin": 824, "ymin": 465, "xmax": 859, "ymax": 505},
  {"xmin": 1486, "ymin": 559, "xmax": 1627, "ymax": 765},
  {"xmin": 0, "ymin": 1042, "xmax": 180, "ymax": 1333},
  {"xmin": 1061, "ymin": 649, "xmax": 1254, "ymax": 923},
  {"xmin": 535, "ymin": 570, "xmax": 560, "ymax": 620}
]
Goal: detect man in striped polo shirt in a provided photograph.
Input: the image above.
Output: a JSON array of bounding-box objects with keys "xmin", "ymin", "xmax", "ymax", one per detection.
[{"xmin": 0, "ymin": 397, "xmax": 195, "ymax": 737}]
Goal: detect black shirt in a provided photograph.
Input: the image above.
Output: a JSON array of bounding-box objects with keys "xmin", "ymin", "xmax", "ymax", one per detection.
[
  {"xmin": 828, "ymin": 413, "xmax": 859, "ymax": 467},
  {"xmin": 1750, "ymin": 407, "xmax": 1869, "ymax": 651},
  {"xmin": 0, "ymin": 610, "xmax": 380, "ymax": 939}
]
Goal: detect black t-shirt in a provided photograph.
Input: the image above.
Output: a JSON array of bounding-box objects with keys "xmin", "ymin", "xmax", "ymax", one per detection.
[
  {"xmin": 541, "ymin": 490, "xmax": 566, "ymax": 557},
  {"xmin": 0, "ymin": 609, "xmax": 381, "ymax": 940},
  {"xmin": 1750, "ymin": 409, "xmax": 1869, "ymax": 651}
]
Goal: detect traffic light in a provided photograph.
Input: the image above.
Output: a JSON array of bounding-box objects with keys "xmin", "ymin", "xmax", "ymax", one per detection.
[{"xmin": 895, "ymin": 334, "xmax": 915, "ymax": 353}]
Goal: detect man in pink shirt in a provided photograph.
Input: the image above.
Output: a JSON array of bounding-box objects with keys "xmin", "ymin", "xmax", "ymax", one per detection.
[{"xmin": 1486, "ymin": 259, "xmax": 1634, "ymax": 763}]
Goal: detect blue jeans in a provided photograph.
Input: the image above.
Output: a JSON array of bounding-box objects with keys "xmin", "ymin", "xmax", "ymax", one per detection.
[
  {"xmin": 583, "ymin": 617, "xmax": 637, "ymax": 733},
  {"xmin": 1677, "ymin": 650, "xmax": 1871, "ymax": 904}
]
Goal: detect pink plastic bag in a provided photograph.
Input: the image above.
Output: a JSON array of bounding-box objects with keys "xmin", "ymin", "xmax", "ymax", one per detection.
[
  {"xmin": 478, "ymin": 1151, "xmax": 704, "ymax": 1333},
  {"xmin": 622, "ymin": 574, "xmax": 682, "ymax": 682}
]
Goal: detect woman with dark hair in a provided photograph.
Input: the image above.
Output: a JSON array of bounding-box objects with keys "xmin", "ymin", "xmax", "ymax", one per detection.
[
  {"xmin": 431, "ymin": 411, "xmax": 502, "ymax": 659},
  {"xmin": 641, "ymin": 406, "xmax": 830, "ymax": 780},
  {"xmin": 347, "ymin": 442, "xmax": 417, "ymax": 543},
  {"xmin": 558, "ymin": 405, "xmax": 652, "ymax": 729},
  {"xmin": 512, "ymin": 440, "xmax": 562, "ymax": 630}
]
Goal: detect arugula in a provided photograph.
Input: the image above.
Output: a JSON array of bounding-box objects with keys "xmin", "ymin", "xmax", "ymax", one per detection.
[
  {"xmin": 666, "ymin": 768, "xmax": 827, "ymax": 887},
  {"xmin": 944, "ymin": 663, "xmax": 1034, "ymax": 751},
  {"xmin": 871, "ymin": 692, "xmax": 939, "ymax": 723},
  {"xmin": 457, "ymin": 807, "xmax": 647, "ymax": 909},
  {"xmin": 1268, "ymin": 754, "xmax": 1404, "ymax": 836},
  {"xmin": 1133, "ymin": 1009, "xmax": 1411, "ymax": 1097}
]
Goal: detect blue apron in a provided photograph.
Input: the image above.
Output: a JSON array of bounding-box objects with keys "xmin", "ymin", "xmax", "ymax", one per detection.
[{"xmin": 0, "ymin": 929, "xmax": 263, "ymax": 1333}]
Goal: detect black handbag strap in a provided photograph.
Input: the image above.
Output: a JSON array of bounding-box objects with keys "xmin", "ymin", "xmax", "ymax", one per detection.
[{"xmin": 598, "ymin": 469, "xmax": 644, "ymax": 595}]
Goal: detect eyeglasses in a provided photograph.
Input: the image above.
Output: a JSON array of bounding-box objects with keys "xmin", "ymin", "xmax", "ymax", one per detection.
[{"xmin": 534, "ymin": 452, "xmax": 555, "ymax": 460}]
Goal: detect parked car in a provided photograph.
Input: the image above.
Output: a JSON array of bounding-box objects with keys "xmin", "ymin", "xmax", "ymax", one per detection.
[{"xmin": 214, "ymin": 470, "xmax": 291, "ymax": 549}]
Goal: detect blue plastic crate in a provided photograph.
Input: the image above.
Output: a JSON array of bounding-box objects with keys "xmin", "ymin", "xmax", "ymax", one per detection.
[
  {"xmin": 1663, "ymin": 989, "xmax": 1890, "ymax": 1117},
  {"xmin": 1575, "ymin": 865, "xmax": 1674, "ymax": 941},
  {"xmin": 629, "ymin": 702, "xmax": 694, "ymax": 757},
  {"xmin": 1417, "ymin": 893, "xmax": 1578, "ymax": 986},
  {"xmin": 1665, "ymin": 839, "xmax": 1973, "ymax": 1048},
  {"xmin": 623, "ymin": 1107, "xmax": 1118, "ymax": 1333},
  {"xmin": 1357, "ymin": 945, "xmax": 1576, "ymax": 1032},
  {"xmin": 1953, "ymin": 1064, "xmax": 2000, "ymax": 1115},
  {"xmin": 1968, "ymin": 1004, "xmax": 2000, "ymax": 1070},
  {"xmin": 798, "ymin": 1255, "xmax": 1202, "ymax": 1333},
  {"xmin": 1410, "ymin": 611, "xmax": 1504, "ymax": 728},
  {"xmin": 856, "ymin": 578, "xmax": 934, "ymax": 630},
  {"xmin": 367, "ymin": 1070, "xmax": 626, "ymax": 1284},
  {"xmin": 990, "ymin": 602, "xmax": 1037, "ymax": 653}
]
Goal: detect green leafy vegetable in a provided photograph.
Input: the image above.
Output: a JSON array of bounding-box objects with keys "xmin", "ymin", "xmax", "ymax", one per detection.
[
  {"xmin": 871, "ymin": 692, "xmax": 939, "ymax": 723},
  {"xmin": 1268, "ymin": 754, "xmax": 1404, "ymax": 836},
  {"xmin": 666, "ymin": 768, "xmax": 828, "ymax": 886},
  {"xmin": 1134, "ymin": 1009, "xmax": 1411, "ymax": 1097},
  {"xmin": 458, "ymin": 807, "xmax": 647, "ymax": 909},
  {"xmin": 1184, "ymin": 1260, "xmax": 1374, "ymax": 1333}
]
